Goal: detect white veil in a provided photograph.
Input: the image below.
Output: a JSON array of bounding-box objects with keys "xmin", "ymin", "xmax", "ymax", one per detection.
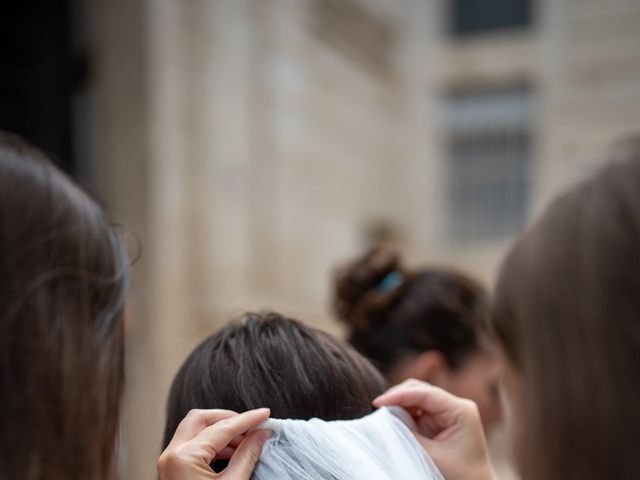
[{"xmin": 252, "ymin": 406, "xmax": 443, "ymax": 480}]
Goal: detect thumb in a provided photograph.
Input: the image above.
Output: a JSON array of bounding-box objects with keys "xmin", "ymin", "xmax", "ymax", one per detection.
[
  {"xmin": 223, "ymin": 430, "xmax": 271, "ymax": 478},
  {"xmin": 412, "ymin": 430, "xmax": 437, "ymax": 456}
]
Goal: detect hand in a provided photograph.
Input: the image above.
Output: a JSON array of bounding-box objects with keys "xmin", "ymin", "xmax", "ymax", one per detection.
[
  {"xmin": 158, "ymin": 408, "xmax": 271, "ymax": 480},
  {"xmin": 374, "ymin": 379, "xmax": 496, "ymax": 480}
]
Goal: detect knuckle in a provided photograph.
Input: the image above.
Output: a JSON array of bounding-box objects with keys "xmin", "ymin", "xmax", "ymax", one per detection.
[
  {"xmin": 186, "ymin": 408, "xmax": 203, "ymax": 420},
  {"xmin": 403, "ymin": 378, "xmax": 423, "ymax": 387},
  {"xmin": 215, "ymin": 420, "xmax": 235, "ymax": 436},
  {"xmin": 157, "ymin": 450, "xmax": 178, "ymax": 470},
  {"xmin": 461, "ymin": 398, "xmax": 480, "ymax": 415},
  {"xmin": 172, "ymin": 444, "xmax": 194, "ymax": 463}
]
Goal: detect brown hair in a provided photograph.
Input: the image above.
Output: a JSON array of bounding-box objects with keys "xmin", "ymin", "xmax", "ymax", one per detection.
[
  {"xmin": 492, "ymin": 152, "xmax": 640, "ymax": 480},
  {"xmin": 333, "ymin": 247, "xmax": 489, "ymax": 376},
  {"xmin": 162, "ymin": 311, "xmax": 385, "ymax": 450},
  {"xmin": 0, "ymin": 132, "xmax": 128, "ymax": 479}
]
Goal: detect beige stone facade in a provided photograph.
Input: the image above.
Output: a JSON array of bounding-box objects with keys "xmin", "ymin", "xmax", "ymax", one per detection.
[{"xmin": 88, "ymin": 0, "xmax": 640, "ymax": 478}]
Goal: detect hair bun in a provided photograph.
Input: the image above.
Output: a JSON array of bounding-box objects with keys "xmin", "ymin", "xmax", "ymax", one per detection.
[{"xmin": 333, "ymin": 245, "xmax": 403, "ymax": 332}]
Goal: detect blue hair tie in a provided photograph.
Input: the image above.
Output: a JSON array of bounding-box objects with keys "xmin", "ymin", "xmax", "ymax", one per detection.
[{"xmin": 377, "ymin": 271, "xmax": 403, "ymax": 292}]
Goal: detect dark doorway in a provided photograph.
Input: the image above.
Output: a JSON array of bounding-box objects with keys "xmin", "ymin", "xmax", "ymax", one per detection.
[{"xmin": 0, "ymin": 0, "xmax": 89, "ymax": 177}]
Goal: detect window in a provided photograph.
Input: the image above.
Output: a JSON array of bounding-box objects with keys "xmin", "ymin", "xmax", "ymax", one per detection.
[
  {"xmin": 445, "ymin": 86, "xmax": 533, "ymax": 242},
  {"xmin": 449, "ymin": 0, "xmax": 531, "ymax": 36}
]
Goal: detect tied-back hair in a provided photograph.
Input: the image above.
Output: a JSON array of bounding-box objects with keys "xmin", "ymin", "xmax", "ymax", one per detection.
[
  {"xmin": 0, "ymin": 132, "xmax": 129, "ymax": 479},
  {"xmin": 491, "ymin": 150, "xmax": 640, "ymax": 480},
  {"xmin": 333, "ymin": 247, "xmax": 489, "ymax": 376},
  {"xmin": 162, "ymin": 312, "xmax": 386, "ymax": 449}
]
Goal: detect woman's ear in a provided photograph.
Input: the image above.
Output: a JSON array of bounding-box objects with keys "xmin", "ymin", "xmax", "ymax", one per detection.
[{"xmin": 403, "ymin": 350, "xmax": 450, "ymax": 386}]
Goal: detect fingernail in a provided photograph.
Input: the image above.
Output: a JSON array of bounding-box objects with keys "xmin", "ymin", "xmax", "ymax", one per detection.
[{"xmin": 257, "ymin": 429, "xmax": 272, "ymax": 445}]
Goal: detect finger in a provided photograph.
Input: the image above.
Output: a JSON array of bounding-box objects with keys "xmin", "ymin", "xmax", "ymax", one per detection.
[
  {"xmin": 170, "ymin": 409, "xmax": 238, "ymax": 445},
  {"xmin": 228, "ymin": 434, "xmax": 246, "ymax": 449},
  {"xmin": 373, "ymin": 385, "xmax": 463, "ymax": 428},
  {"xmin": 411, "ymin": 430, "xmax": 438, "ymax": 455},
  {"xmin": 373, "ymin": 378, "xmax": 434, "ymax": 402},
  {"xmin": 415, "ymin": 410, "xmax": 443, "ymax": 438},
  {"xmin": 217, "ymin": 446, "xmax": 237, "ymax": 459},
  {"xmin": 372, "ymin": 379, "xmax": 429, "ymax": 406},
  {"xmin": 374, "ymin": 383, "xmax": 455, "ymax": 414},
  {"xmin": 191, "ymin": 408, "xmax": 271, "ymax": 463},
  {"xmin": 218, "ymin": 432, "xmax": 261, "ymax": 458},
  {"xmin": 223, "ymin": 430, "xmax": 272, "ymax": 478}
]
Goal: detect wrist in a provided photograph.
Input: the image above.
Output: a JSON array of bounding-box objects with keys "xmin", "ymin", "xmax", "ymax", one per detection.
[{"xmin": 474, "ymin": 462, "xmax": 498, "ymax": 480}]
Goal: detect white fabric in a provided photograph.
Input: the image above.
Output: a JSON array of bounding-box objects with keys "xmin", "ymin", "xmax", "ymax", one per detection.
[{"xmin": 252, "ymin": 406, "xmax": 444, "ymax": 480}]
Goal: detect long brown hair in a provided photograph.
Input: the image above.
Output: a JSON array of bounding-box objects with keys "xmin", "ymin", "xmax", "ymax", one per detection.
[
  {"xmin": 492, "ymin": 152, "xmax": 640, "ymax": 480},
  {"xmin": 0, "ymin": 132, "xmax": 128, "ymax": 479},
  {"xmin": 163, "ymin": 311, "xmax": 385, "ymax": 451},
  {"xmin": 333, "ymin": 247, "xmax": 489, "ymax": 377}
]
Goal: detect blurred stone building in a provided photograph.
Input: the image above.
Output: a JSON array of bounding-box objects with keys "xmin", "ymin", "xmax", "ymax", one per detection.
[{"xmin": 4, "ymin": 0, "xmax": 637, "ymax": 478}]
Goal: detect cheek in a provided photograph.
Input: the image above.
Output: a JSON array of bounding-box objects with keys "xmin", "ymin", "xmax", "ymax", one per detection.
[
  {"xmin": 446, "ymin": 374, "xmax": 496, "ymax": 425},
  {"xmin": 453, "ymin": 370, "xmax": 495, "ymax": 408}
]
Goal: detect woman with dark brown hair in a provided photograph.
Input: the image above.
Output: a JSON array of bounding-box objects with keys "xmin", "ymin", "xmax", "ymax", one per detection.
[
  {"xmin": 161, "ymin": 311, "xmax": 447, "ymax": 479},
  {"xmin": 162, "ymin": 311, "xmax": 386, "ymax": 453},
  {"xmin": 164, "ymin": 311, "xmax": 388, "ymax": 432},
  {"xmin": 333, "ymin": 248, "xmax": 502, "ymax": 430},
  {"xmin": 0, "ymin": 132, "xmax": 266, "ymax": 480},
  {"xmin": 376, "ymin": 150, "xmax": 640, "ymax": 480}
]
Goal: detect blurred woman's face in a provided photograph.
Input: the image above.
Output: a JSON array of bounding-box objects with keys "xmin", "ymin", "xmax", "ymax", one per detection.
[{"xmin": 441, "ymin": 351, "xmax": 503, "ymax": 431}]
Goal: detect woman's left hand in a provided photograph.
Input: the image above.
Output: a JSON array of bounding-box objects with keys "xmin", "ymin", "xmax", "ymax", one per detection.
[
  {"xmin": 374, "ymin": 379, "xmax": 496, "ymax": 480},
  {"xmin": 158, "ymin": 408, "xmax": 271, "ymax": 480}
]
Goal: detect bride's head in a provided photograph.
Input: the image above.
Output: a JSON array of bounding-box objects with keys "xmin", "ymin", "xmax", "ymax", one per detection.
[{"xmin": 162, "ymin": 311, "xmax": 386, "ymax": 448}]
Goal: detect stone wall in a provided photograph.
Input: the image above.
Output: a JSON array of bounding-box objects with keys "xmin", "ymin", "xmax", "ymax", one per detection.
[{"xmin": 90, "ymin": 0, "xmax": 640, "ymax": 478}]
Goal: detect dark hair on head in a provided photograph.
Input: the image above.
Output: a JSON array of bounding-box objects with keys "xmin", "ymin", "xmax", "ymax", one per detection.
[
  {"xmin": 0, "ymin": 132, "xmax": 129, "ymax": 480},
  {"xmin": 163, "ymin": 311, "xmax": 386, "ymax": 449},
  {"xmin": 491, "ymin": 151, "xmax": 640, "ymax": 480},
  {"xmin": 333, "ymin": 246, "xmax": 489, "ymax": 376}
]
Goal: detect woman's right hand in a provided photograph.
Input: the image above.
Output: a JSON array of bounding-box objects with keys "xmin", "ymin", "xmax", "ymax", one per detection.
[
  {"xmin": 374, "ymin": 379, "xmax": 497, "ymax": 480},
  {"xmin": 158, "ymin": 408, "xmax": 271, "ymax": 480}
]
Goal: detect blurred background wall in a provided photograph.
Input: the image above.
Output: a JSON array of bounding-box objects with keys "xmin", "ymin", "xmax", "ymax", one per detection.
[{"xmin": 2, "ymin": 0, "xmax": 640, "ymax": 478}]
